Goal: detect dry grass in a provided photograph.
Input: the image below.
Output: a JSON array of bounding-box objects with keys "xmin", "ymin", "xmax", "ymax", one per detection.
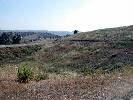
[
  {"xmin": 1, "ymin": 29, "xmax": 133, "ymax": 99},
  {"xmin": 1, "ymin": 70, "xmax": 133, "ymax": 100},
  {"xmin": 1, "ymin": 51, "xmax": 133, "ymax": 99}
]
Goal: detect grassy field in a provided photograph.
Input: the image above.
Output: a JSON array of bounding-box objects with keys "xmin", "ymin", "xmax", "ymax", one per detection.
[{"xmin": 1, "ymin": 26, "xmax": 133, "ymax": 99}]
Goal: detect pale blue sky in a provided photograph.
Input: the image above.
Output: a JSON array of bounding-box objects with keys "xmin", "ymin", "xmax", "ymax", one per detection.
[
  {"xmin": 1, "ymin": 0, "xmax": 133, "ymax": 31},
  {"xmin": 0, "ymin": 0, "xmax": 88, "ymax": 31}
]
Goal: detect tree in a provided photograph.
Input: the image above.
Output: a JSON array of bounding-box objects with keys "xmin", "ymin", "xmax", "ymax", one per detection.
[
  {"xmin": 12, "ymin": 34, "xmax": 21, "ymax": 44},
  {"xmin": 0, "ymin": 33, "xmax": 21, "ymax": 45},
  {"xmin": 0, "ymin": 32, "xmax": 13, "ymax": 45},
  {"xmin": 74, "ymin": 30, "xmax": 78, "ymax": 34}
]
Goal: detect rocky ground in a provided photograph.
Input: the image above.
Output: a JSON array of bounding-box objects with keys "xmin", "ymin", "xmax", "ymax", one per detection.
[{"xmin": 1, "ymin": 71, "xmax": 133, "ymax": 100}]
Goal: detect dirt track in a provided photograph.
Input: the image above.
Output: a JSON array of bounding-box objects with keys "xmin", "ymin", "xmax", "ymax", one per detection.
[
  {"xmin": 0, "ymin": 39, "xmax": 55, "ymax": 48},
  {"xmin": 0, "ymin": 42, "xmax": 45, "ymax": 48}
]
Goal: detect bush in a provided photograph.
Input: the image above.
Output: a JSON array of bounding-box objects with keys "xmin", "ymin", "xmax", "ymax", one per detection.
[
  {"xmin": 35, "ymin": 72, "xmax": 48, "ymax": 82},
  {"xmin": 17, "ymin": 66, "xmax": 33, "ymax": 83},
  {"xmin": 80, "ymin": 67, "xmax": 94, "ymax": 75},
  {"xmin": 22, "ymin": 45, "xmax": 41, "ymax": 56}
]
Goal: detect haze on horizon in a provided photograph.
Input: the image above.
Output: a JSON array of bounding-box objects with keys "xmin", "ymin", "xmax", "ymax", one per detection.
[{"xmin": 0, "ymin": 0, "xmax": 133, "ymax": 32}]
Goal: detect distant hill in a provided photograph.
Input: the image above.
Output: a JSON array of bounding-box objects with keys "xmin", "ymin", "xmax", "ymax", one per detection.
[
  {"xmin": 0, "ymin": 30, "xmax": 66, "ymax": 43},
  {"xmin": 48, "ymin": 31, "xmax": 72, "ymax": 36},
  {"xmin": 0, "ymin": 30, "xmax": 72, "ymax": 36}
]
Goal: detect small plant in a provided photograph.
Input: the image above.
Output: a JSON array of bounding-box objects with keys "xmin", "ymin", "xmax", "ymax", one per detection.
[
  {"xmin": 35, "ymin": 72, "xmax": 48, "ymax": 82},
  {"xmin": 17, "ymin": 66, "xmax": 33, "ymax": 83},
  {"xmin": 95, "ymin": 68, "xmax": 105, "ymax": 75},
  {"xmin": 80, "ymin": 67, "xmax": 94, "ymax": 76}
]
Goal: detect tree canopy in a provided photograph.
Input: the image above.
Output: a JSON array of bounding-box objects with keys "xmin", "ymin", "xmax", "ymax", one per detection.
[
  {"xmin": 74, "ymin": 30, "xmax": 78, "ymax": 34},
  {"xmin": 0, "ymin": 33, "xmax": 21, "ymax": 45}
]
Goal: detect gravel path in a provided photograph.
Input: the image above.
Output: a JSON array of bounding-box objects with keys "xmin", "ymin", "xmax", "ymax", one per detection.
[{"xmin": 0, "ymin": 40, "xmax": 54, "ymax": 48}]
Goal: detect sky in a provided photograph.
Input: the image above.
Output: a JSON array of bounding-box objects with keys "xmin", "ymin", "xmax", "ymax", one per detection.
[{"xmin": 0, "ymin": 0, "xmax": 133, "ymax": 32}]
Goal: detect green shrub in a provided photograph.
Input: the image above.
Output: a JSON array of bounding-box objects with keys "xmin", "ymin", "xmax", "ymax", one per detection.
[
  {"xmin": 103, "ymin": 63, "xmax": 123, "ymax": 73},
  {"xmin": 22, "ymin": 45, "xmax": 41, "ymax": 56},
  {"xmin": 95, "ymin": 68, "xmax": 105, "ymax": 75},
  {"xmin": 35, "ymin": 72, "xmax": 48, "ymax": 82},
  {"xmin": 80, "ymin": 67, "xmax": 94, "ymax": 75},
  {"xmin": 17, "ymin": 66, "xmax": 33, "ymax": 83}
]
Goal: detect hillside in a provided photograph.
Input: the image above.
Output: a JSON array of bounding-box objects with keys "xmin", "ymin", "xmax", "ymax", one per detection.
[
  {"xmin": 68, "ymin": 25, "xmax": 133, "ymax": 41},
  {"xmin": 1, "ymin": 25, "xmax": 133, "ymax": 99}
]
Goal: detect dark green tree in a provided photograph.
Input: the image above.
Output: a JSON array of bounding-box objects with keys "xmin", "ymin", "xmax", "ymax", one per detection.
[
  {"xmin": 0, "ymin": 32, "xmax": 13, "ymax": 45},
  {"xmin": 12, "ymin": 34, "xmax": 21, "ymax": 44},
  {"xmin": 74, "ymin": 30, "xmax": 78, "ymax": 34}
]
